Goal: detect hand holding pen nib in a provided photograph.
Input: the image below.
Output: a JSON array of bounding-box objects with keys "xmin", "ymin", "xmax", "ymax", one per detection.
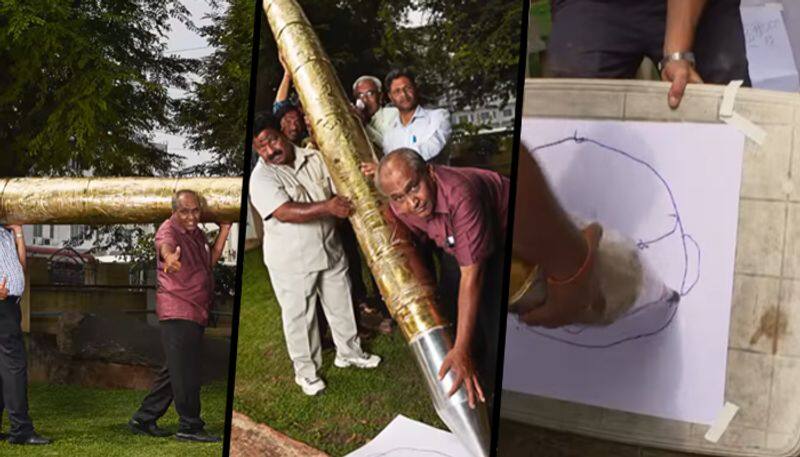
[
  {"xmin": 508, "ymin": 146, "xmax": 677, "ymax": 328},
  {"xmin": 508, "ymin": 147, "xmax": 608, "ymax": 327}
]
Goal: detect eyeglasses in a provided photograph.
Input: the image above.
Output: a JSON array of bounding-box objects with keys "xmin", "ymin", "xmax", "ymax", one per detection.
[{"xmin": 357, "ymin": 90, "xmax": 378, "ymax": 100}]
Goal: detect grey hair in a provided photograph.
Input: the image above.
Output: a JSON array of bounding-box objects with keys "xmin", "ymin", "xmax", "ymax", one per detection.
[
  {"xmin": 374, "ymin": 148, "xmax": 427, "ymax": 196},
  {"xmin": 352, "ymin": 75, "xmax": 382, "ymax": 95},
  {"xmin": 172, "ymin": 189, "xmax": 201, "ymax": 211}
]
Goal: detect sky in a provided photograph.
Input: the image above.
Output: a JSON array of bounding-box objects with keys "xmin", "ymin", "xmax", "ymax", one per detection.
[
  {"xmin": 153, "ymin": 1, "xmax": 429, "ymax": 170},
  {"xmin": 152, "ymin": 0, "xmax": 216, "ymax": 168}
]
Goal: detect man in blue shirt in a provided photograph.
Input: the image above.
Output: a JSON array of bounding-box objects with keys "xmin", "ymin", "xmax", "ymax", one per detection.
[
  {"xmin": 0, "ymin": 224, "xmax": 49, "ymax": 445},
  {"xmin": 381, "ymin": 69, "xmax": 452, "ymax": 163}
]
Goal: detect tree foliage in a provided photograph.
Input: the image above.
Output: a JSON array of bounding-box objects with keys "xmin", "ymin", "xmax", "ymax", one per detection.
[
  {"xmin": 176, "ymin": 0, "xmax": 255, "ymax": 176},
  {"xmin": 0, "ymin": 0, "xmax": 195, "ymax": 177},
  {"xmin": 177, "ymin": 0, "xmax": 523, "ymax": 170}
]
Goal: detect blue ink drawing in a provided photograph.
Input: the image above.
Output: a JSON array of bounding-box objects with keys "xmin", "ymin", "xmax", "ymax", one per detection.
[{"xmin": 517, "ymin": 131, "xmax": 701, "ymax": 349}]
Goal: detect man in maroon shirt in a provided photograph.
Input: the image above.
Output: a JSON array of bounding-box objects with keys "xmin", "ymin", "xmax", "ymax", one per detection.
[
  {"xmin": 129, "ymin": 189, "xmax": 231, "ymax": 442},
  {"xmin": 375, "ymin": 148, "xmax": 509, "ymax": 412}
]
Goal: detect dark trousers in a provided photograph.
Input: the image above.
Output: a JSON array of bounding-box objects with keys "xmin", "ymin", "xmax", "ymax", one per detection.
[
  {"xmin": 0, "ymin": 297, "xmax": 34, "ymax": 439},
  {"xmin": 546, "ymin": 0, "xmax": 751, "ymax": 85},
  {"xmin": 436, "ymin": 246, "xmax": 504, "ymax": 410},
  {"xmin": 133, "ymin": 319, "xmax": 205, "ymax": 432}
]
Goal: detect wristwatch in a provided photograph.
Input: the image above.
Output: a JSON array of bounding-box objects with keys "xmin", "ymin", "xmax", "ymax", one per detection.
[{"xmin": 658, "ymin": 51, "xmax": 696, "ymax": 72}]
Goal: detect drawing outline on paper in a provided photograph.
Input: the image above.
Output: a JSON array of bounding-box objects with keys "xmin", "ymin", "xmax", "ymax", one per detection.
[
  {"xmin": 503, "ymin": 117, "xmax": 743, "ymax": 425},
  {"xmin": 516, "ymin": 131, "xmax": 701, "ymax": 348}
]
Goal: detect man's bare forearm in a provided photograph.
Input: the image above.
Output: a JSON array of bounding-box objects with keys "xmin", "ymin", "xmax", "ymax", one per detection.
[
  {"xmin": 15, "ymin": 232, "xmax": 26, "ymax": 271},
  {"xmin": 513, "ymin": 149, "xmax": 586, "ymax": 279},
  {"xmin": 210, "ymin": 225, "xmax": 231, "ymax": 266},
  {"xmin": 664, "ymin": 0, "xmax": 707, "ymax": 53},
  {"xmin": 159, "ymin": 244, "xmax": 176, "ymax": 260},
  {"xmin": 275, "ymin": 71, "xmax": 292, "ymax": 105},
  {"xmin": 455, "ymin": 262, "xmax": 484, "ymax": 351},
  {"xmin": 272, "ymin": 201, "xmax": 332, "ymax": 223}
]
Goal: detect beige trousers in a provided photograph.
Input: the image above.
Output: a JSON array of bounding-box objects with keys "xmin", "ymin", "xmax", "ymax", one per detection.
[{"xmin": 268, "ymin": 256, "xmax": 363, "ymax": 379}]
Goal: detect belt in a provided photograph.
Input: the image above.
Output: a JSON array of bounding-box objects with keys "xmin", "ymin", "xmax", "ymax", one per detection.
[{"xmin": 3, "ymin": 296, "xmax": 21, "ymax": 304}]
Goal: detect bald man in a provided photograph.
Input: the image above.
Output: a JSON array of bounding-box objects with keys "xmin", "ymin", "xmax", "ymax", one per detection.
[
  {"xmin": 129, "ymin": 190, "xmax": 230, "ymax": 442},
  {"xmin": 374, "ymin": 148, "xmax": 509, "ymax": 410}
]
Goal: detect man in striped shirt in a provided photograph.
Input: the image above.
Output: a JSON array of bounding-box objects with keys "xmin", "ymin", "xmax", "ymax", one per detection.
[{"xmin": 0, "ymin": 225, "xmax": 49, "ymax": 445}]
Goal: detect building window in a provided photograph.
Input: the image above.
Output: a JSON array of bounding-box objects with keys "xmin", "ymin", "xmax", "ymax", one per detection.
[
  {"xmin": 33, "ymin": 225, "xmax": 43, "ymax": 238},
  {"xmin": 458, "ymin": 115, "xmax": 469, "ymax": 124},
  {"xmin": 481, "ymin": 112, "xmax": 491, "ymax": 121}
]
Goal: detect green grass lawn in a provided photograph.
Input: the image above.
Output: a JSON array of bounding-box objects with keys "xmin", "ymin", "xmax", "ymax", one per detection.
[
  {"xmin": 234, "ymin": 249, "xmax": 442, "ymax": 456},
  {"xmin": 0, "ymin": 381, "xmax": 227, "ymax": 456}
]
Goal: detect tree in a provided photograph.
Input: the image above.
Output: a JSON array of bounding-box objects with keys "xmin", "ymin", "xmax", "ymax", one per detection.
[
  {"xmin": 403, "ymin": 0, "xmax": 523, "ymax": 110},
  {"xmin": 177, "ymin": 0, "xmax": 398, "ymax": 175},
  {"xmin": 176, "ymin": 0, "xmax": 256, "ymax": 176},
  {"xmin": 0, "ymin": 0, "xmax": 195, "ymax": 177},
  {"xmin": 177, "ymin": 0, "xmax": 523, "ymax": 171}
]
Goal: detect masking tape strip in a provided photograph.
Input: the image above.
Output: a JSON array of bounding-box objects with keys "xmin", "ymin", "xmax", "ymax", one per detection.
[
  {"xmin": 704, "ymin": 401, "xmax": 739, "ymax": 443},
  {"xmin": 719, "ymin": 80, "xmax": 743, "ymax": 118},
  {"xmin": 766, "ymin": 2, "xmax": 784, "ymax": 11},
  {"xmin": 722, "ymin": 112, "xmax": 767, "ymax": 145},
  {"xmin": 719, "ymin": 80, "xmax": 766, "ymax": 145}
]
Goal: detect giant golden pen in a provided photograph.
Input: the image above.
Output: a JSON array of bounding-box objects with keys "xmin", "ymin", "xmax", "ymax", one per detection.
[{"xmin": 262, "ymin": 0, "xmax": 491, "ymax": 455}]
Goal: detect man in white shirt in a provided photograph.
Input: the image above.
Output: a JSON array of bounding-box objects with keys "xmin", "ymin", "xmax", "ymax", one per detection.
[
  {"xmin": 352, "ymin": 75, "xmax": 398, "ymax": 148},
  {"xmin": 248, "ymin": 113, "xmax": 381, "ymax": 396},
  {"xmin": 380, "ymin": 69, "xmax": 451, "ymax": 163}
]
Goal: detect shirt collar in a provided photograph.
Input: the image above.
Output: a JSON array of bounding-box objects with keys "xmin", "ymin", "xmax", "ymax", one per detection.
[
  {"xmin": 292, "ymin": 146, "xmax": 314, "ymax": 172},
  {"xmin": 393, "ymin": 105, "xmax": 429, "ymax": 127}
]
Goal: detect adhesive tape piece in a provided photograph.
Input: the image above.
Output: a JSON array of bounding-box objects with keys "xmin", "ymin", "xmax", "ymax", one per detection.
[
  {"xmin": 720, "ymin": 80, "xmax": 743, "ymax": 118},
  {"xmin": 722, "ymin": 112, "xmax": 767, "ymax": 145},
  {"xmin": 704, "ymin": 402, "xmax": 740, "ymax": 443}
]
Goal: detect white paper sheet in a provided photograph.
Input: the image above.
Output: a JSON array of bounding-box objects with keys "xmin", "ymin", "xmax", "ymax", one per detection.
[
  {"xmin": 504, "ymin": 118, "xmax": 745, "ymax": 425},
  {"xmin": 742, "ymin": 3, "xmax": 800, "ymax": 92},
  {"xmin": 345, "ymin": 415, "xmax": 471, "ymax": 457}
]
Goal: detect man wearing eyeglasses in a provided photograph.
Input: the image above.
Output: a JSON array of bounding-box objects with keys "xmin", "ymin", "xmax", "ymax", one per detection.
[
  {"xmin": 380, "ymin": 69, "xmax": 452, "ymax": 163},
  {"xmin": 352, "ymin": 75, "xmax": 398, "ymax": 147},
  {"xmin": 249, "ymin": 113, "xmax": 381, "ymax": 397},
  {"xmin": 374, "ymin": 148, "xmax": 509, "ymax": 413},
  {"xmin": 129, "ymin": 190, "xmax": 230, "ymax": 442}
]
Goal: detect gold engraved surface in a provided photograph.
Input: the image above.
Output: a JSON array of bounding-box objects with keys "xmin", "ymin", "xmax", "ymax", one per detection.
[
  {"xmin": 264, "ymin": 0, "xmax": 444, "ymax": 339},
  {"xmin": 0, "ymin": 177, "xmax": 242, "ymax": 224}
]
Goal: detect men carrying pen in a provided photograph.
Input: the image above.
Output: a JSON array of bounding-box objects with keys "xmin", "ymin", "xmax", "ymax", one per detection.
[
  {"xmin": 129, "ymin": 190, "xmax": 230, "ymax": 442},
  {"xmin": 374, "ymin": 148, "xmax": 509, "ymax": 411},
  {"xmin": 249, "ymin": 113, "xmax": 381, "ymax": 396}
]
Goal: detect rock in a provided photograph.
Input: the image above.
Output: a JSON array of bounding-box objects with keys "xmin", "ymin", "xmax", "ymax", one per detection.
[{"xmin": 230, "ymin": 411, "xmax": 329, "ymax": 457}]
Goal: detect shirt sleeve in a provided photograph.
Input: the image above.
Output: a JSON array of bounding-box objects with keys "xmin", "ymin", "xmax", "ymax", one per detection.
[
  {"xmin": 415, "ymin": 108, "xmax": 452, "ymax": 162},
  {"xmin": 154, "ymin": 222, "xmax": 178, "ymax": 257},
  {"xmin": 272, "ymin": 99, "xmax": 294, "ymax": 115},
  {"xmin": 451, "ymin": 183, "xmax": 494, "ymax": 266},
  {"xmin": 249, "ymin": 164, "xmax": 290, "ymax": 220}
]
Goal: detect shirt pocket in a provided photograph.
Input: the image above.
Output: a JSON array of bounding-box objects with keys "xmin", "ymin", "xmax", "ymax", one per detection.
[{"xmin": 283, "ymin": 182, "xmax": 308, "ymax": 203}]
